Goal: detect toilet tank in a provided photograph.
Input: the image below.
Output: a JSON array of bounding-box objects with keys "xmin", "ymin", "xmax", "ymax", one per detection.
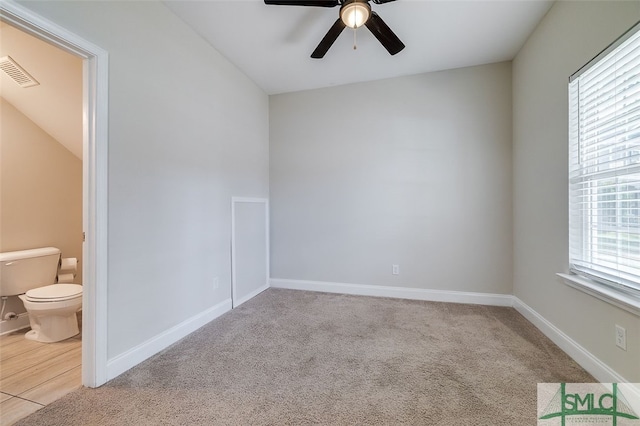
[{"xmin": 0, "ymin": 247, "xmax": 61, "ymax": 297}]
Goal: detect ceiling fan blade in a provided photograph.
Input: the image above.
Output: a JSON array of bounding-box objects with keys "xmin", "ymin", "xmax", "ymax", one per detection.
[
  {"xmin": 364, "ymin": 11, "xmax": 405, "ymax": 55},
  {"xmin": 264, "ymin": 0, "xmax": 339, "ymax": 6},
  {"xmin": 311, "ymin": 18, "xmax": 346, "ymax": 59},
  {"xmin": 371, "ymin": 0, "xmax": 397, "ymax": 4}
]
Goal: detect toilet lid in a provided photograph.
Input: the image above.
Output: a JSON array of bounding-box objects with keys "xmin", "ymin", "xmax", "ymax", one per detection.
[{"xmin": 25, "ymin": 284, "xmax": 82, "ymax": 302}]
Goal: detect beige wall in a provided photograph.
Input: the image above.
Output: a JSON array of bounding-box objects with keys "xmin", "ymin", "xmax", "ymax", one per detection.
[
  {"xmin": 0, "ymin": 22, "xmax": 83, "ymax": 160},
  {"xmin": 270, "ymin": 62, "xmax": 513, "ymax": 294},
  {"xmin": 513, "ymin": 1, "xmax": 640, "ymax": 382},
  {"xmin": 0, "ymin": 97, "xmax": 83, "ymax": 314}
]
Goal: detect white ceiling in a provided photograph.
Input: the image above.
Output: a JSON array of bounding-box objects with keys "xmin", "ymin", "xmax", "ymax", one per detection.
[
  {"xmin": 165, "ymin": 0, "xmax": 554, "ymax": 95},
  {"xmin": 0, "ymin": 22, "xmax": 83, "ymax": 159},
  {"xmin": 0, "ymin": 1, "xmax": 553, "ymax": 160}
]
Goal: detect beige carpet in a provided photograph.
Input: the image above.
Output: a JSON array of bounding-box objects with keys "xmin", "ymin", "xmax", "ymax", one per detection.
[{"xmin": 17, "ymin": 288, "xmax": 592, "ymax": 425}]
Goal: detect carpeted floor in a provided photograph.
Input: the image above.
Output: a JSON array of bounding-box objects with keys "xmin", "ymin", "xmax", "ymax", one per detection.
[{"xmin": 16, "ymin": 288, "xmax": 593, "ymax": 425}]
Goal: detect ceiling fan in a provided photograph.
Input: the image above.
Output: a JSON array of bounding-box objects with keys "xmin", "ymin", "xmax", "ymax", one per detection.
[{"xmin": 264, "ymin": 0, "xmax": 405, "ymax": 59}]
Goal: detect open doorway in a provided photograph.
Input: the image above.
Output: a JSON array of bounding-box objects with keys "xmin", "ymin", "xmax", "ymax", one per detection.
[
  {"xmin": 0, "ymin": 18, "xmax": 83, "ymax": 421},
  {"xmin": 0, "ymin": 0, "xmax": 109, "ymax": 395}
]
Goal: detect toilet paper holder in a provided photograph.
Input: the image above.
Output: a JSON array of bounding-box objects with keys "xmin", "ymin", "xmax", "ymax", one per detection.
[
  {"xmin": 59, "ymin": 257, "xmax": 78, "ymax": 273},
  {"xmin": 57, "ymin": 257, "xmax": 78, "ymax": 283}
]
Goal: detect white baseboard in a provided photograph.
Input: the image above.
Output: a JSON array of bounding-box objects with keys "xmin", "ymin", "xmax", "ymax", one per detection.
[
  {"xmin": 101, "ymin": 279, "xmax": 634, "ymax": 393},
  {"xmin": 234, "ymin": 283, "xmax": 269, "ymax": 308},
  {"xmin": 270, "ymin": 278, "xmax": 634, "ymax": 387},
  {"xmin": 0, "ymin": 312, "xmax": 30, "ymax": 336},
  {"xmin": 269, "ymin": 278, "xmax": 514, "ymax": 306},
  {"xmin": 106, "ymin": 298, "xmax": 232, "ymax": 381},
  {"xmin": 512, "ymin": 297, "xmax": 631, "ymax": 384}
]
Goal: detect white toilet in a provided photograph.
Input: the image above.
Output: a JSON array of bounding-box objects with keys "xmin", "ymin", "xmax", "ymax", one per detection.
[{"xmin": 0, "ymin": 247, "xmax": 82, "ymax": 343}]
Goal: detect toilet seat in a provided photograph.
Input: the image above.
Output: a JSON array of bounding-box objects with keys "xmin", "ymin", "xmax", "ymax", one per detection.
[{"xmin": 25, "ymin": 284, "xmax": 82, "ymax": 302}]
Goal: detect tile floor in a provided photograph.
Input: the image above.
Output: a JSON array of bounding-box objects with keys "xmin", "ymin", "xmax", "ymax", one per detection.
[{"xmin": 0, "ymin": 327, "xmax": 81, "ymax": 426}]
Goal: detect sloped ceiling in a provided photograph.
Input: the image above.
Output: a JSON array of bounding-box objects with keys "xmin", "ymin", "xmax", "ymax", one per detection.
[
  {"xmin": 0, "ymin": 21, "xmax": 82, "ymax": 159},
  {"xmin": 165, "ymin": 0, "xmax": 555, "ymax": 95},
  {"xmin": 0, "ymin": 1, "xmax": 555, "ymax": 156}
]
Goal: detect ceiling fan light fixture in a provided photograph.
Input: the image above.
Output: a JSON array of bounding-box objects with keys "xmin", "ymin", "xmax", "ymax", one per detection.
[{"xmin": 340, "ymin": 1, "xmax": 370, "ymax": 29}]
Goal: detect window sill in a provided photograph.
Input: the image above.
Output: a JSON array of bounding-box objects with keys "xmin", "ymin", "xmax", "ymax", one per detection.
[{"xmin": 557, "ymin": 273, "xmax": 640, "ymax": 317}]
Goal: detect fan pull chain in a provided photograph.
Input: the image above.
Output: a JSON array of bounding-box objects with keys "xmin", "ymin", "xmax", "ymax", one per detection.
[{"xmin": 353, "ymin": 28, "xmax": 357, "ymax": 50}]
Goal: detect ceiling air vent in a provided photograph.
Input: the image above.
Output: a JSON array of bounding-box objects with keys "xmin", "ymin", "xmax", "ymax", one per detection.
[{"xmin": 0, "ymin": 55, "xmax": 39, "ymax": 88}]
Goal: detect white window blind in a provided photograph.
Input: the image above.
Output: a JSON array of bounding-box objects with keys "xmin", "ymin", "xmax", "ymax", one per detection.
[{"xmin": 569, "ymin": 22, "xmax": 640, "ymax": 297}]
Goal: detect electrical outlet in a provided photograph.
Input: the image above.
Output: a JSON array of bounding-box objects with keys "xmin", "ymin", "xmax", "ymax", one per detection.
[
  {"xmin": 213, "ymin": 277, "xmax": 219, "ymax": 290},
  {"xmin": 392, "ymin": 264, "xmax": 400, "ymax": 275},
  {"xmin": 615, "ymin": 324, "xmax": 627, "ymax": 351}
]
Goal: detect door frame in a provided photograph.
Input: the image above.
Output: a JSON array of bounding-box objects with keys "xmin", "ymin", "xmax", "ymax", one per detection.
[
  {"xmin": 231, "ymin": 197, "xmax": 270, "ymax": 308},
  {"xmin": 0, "ymin": 1, "xmax": 109, "ymax": 387}
]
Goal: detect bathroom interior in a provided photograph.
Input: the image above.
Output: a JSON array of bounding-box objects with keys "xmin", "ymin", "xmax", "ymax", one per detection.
[{"xmin": 0, "ymin": 20, "xmax": 85, "ymax": 423}]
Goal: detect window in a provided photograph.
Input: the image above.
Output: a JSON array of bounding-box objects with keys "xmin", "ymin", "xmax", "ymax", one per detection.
[{"xmin": 568, "ymin": 22, "xmax": 640, "ymax": 309}]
